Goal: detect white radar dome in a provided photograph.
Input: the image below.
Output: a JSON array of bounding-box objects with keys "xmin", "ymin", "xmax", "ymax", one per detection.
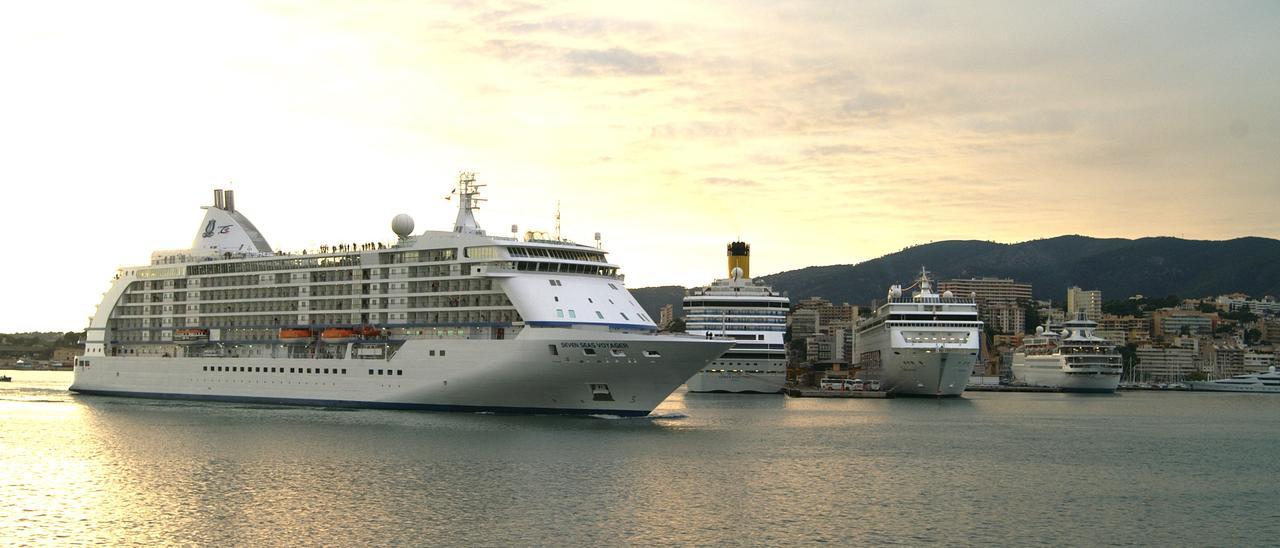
[
  {"xmin": 391, "ymin": 214, "xmax": 415, "ymax": 238},
  {"xmin": 942, "ymin": 290, "xmax": 954, "ymax": 298},
  {"xmin": 889, "ymin": 285, "xmax": 903, "ymax": 299},
  {"xmin": 1036, "ymin": 326, "xmax": 1045, "ymax": 335}
]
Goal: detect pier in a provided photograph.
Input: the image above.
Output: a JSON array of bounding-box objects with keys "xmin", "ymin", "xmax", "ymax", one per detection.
[{"xmin": 785, "ymin": 387, "xmax": 893, "ymax": 398}]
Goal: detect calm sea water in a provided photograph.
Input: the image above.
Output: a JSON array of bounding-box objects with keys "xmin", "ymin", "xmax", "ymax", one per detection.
[{"xmin": 2, "ymin": 371, "xmax": 1278, "ymax": 546}]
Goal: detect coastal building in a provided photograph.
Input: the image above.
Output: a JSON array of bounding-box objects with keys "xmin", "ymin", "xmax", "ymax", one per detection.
[
  {"xmin": 940, "ymin": 277, "xmax": 1032, "ymax": 335},
  {"xmin": 1067, "ymin": 287, "xmax": 1103, "ymax": 321},
  {"xmin": 1244, "ymin": 351, "xmax": 1276, "ymax": 371},
  {"xmin": 790, "ymin": 308, "xmax": 820, "ymax": 339},
  {"xmin": 1152, "ymin": 309, "xmax": 1218, "ymax": 340},
  {"xmin": 658, "ymin": 304, "xmax": 674, "ymax": 330},
  {"xmin": 1211, "ymin": 343, "xmax": 1246, "ymax": 378},
  {"xmin": 1216, "ymin": 295, "xmax": 1280, "ymax": 317},
  {"xmin": 1097, "ymin": 314, "xmax": 1151, "ymax": 345},
  {"xmin": 1135, "ymin": 341, "xmax": 1201, "ymax": 381}
]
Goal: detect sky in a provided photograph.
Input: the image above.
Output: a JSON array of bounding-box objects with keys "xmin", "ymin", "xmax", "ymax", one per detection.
[{"xmin": 1, "ymin": 0, "xmax": 1278, "ymax": 332}]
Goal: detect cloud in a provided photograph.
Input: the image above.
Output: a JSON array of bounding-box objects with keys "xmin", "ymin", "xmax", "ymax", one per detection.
[
  {"xmin": 563, "ymin": 47, "xmax": 664, "ymax": 76},
  {"xmin": 702, "ymin": 177, "xmax": 761, "ymax": 188}
]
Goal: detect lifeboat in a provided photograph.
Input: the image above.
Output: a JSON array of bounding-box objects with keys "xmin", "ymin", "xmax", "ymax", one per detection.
[
  {"xmin": 356, "ymin": 325, "xmax": 384, "ymax": 338},
  {"xmin": 320, "ymin": 328, "xmax": 357, "ymax": 344},
  {"xmin": 279, "ymin": 328, "xmax": 313, "ymax": 344},
  {"xmin": 174, "ymin": 328, "xmax": 210, "ymax": 344}
]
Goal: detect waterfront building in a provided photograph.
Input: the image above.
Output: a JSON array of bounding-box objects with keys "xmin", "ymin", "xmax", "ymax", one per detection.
[
  {"xmin": 940, "ymin": 277, "xmax": 1032, "ymax": 335},
  {"xmin": 1152, "ymin": 309, "xmax": 1218, "ymax": 340},
  {"xmin": 1067, "ymin": 287, "xmax": 1103, "ymax": 322},
  {"xmin": 790, "ymin": 308, "xmax": 820, "ymax": 339},
  {"xmin": 1211, "ymin": 343, "xmax": 1246, "ymax": 378},
  {"xmin": 658, "ymin": 304, "xmax": 674, "ymax": 330},
  {"xmin": 1216, "ymin": 295, "xmax": 1280, "ymax": 317},
  {"xmin": 1135, "ymin": 341, "xmax": 1201, "ymax": 381},
  {"xmin": 1097, "ymin": 314, "xmax": 1151, "ymax": 345},
  {"xmin": 1244, "ymin": 351, "xmax": 1276, "ymax": 372}
]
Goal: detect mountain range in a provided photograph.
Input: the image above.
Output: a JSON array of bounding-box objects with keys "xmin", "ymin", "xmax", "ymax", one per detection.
[{"xmin": 632, "ymin": 235, "xmax": 1280, "ymax": 319}]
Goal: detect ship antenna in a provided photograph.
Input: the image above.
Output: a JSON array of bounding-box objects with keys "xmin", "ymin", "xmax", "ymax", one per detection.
[
  {"xmin": 452, "ymin": 172, "xmax": 486, "ymax": 235},
  {"xmin": 554, "ymin": 200, "xmax": 561, "ymax": 241}
]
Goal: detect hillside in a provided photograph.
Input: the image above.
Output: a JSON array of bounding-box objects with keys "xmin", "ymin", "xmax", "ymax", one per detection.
[{"xmin": 631, "ymin": 235, "xmax": 1280, "ymax": 318}]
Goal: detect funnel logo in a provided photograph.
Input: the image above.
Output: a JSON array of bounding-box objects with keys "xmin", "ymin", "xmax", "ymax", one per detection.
[{"xmin": 201, "ymin": 220, "xmax": 234, "ymax": 238}]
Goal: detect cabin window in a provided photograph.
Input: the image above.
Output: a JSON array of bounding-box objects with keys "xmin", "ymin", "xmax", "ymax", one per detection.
[
  {"xmin": 549, "ymin": 344, "xmax": 559, "ymax": 356},
  {"xmin": 583, "ymin": 348, "xmax": 597, "ymax": 356},
  {"xmin": 556, "ymin": 309, "xmax": 565, "ymax": 318},
  {"xmin": 595, "ymin": 311, "xmax": 604, "ymax": 319},
  {"xmin": 643, "ymin": 350, "xmax": 661, "ymax": 358},
  {"xmin": 568, "ymin": 310, "xmax": 577, "ymax": 319},
  {"xmin": 620, "ymin": 312, "xmax": 630, "ymax": 321}
]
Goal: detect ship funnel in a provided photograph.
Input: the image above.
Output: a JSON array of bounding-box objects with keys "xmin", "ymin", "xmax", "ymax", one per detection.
[
  {"xmin": 214, "ymin": 189, "xmax": 224, "ymax": 209},
  {"xmin": 727, "ymin": 241, "xmax": 750, "ymax": 278},
  {"xmin": 224, "ymin": 190, "xmax": 235, "ymax": 213}
]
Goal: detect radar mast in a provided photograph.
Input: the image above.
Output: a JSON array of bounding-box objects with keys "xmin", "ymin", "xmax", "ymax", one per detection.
[{"xmin": 452, "ymin": 172, "xmax": 486, "ymax": 235}]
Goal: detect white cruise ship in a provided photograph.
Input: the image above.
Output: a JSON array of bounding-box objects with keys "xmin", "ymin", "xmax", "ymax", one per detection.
[
  {"xmin": 682, "ymin": 242, "xmax": 790, "ymax": 393},
  {"xmin": 854, "ymin": 268, "xmax": 981, "ymax": 396},
  {"xmin": 1011, "ymin": 315, "xmax": 1122, "ymax": 393},
  {"xmin": 1187, "ymin": 366, "xmax": 1280, "ymax": 393},
  {"xmin": 70, "ymin": 174, "xmax": 733, "ymax": 416}
]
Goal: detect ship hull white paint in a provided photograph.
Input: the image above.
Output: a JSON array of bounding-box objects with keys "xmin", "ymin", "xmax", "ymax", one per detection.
[
  {"xmin": 685, "ymin": 370, "xmax": 785, "ymax": 393},
  {"xmin": 71, "ymin": 330, "xmax": 732, "ymax": 417},
  {"xmin": 1011, "ymin": 357, "xmax": 1120, "ymax": 393},
  {"xmin": 880, "ymin": 349, "xmax": 976, "ymax": 397}
]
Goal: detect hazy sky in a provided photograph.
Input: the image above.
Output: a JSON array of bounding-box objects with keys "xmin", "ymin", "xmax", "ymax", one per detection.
[{"xmin": 1, "ymin": 1, "xmax": 1277, "ymax": 332}]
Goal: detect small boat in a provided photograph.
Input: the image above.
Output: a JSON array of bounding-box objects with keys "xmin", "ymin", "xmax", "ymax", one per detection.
[
  {"xmin": 279, "ymin": 328, "xmax": 313, "ymax": 344},
  {"xmin": 320, "ymin": 328, "xmax": 357, "ymax": 344},
  {"xmin": 0, "ymin": 375, "xmax": 11, "ymax": 382}
]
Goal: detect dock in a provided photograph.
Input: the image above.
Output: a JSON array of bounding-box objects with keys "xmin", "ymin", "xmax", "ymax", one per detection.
[
  {"xmin": 785, "ymin": 387, "xmax": 893, "ymax": 398},
  {"xmin": 964, "ymin": 384, "xmax": 1061, "ymax": 392}
]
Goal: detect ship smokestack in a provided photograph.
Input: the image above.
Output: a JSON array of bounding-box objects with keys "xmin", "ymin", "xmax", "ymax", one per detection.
[
  {"xmin": 224, "ymin": 190, "xmax": 235, "ymax": 213},
  {"xmin": 214, "ymin": 189, "xmax": 224, "ymax": 209},
  {"xmin": 727, "ymin": 241, "xmax": 750, "ymax": 278}
]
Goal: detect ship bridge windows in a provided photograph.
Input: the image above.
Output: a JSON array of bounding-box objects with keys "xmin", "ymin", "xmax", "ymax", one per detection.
[
  {"xmin": 508, "ymin": 247, "xmax": 605, "ymax": 263},
  {"xmin": 513, "ymin": 261, "xmax": 617, "ymax": 277},
  {"xmin": 465, "ymin": 246, "xmax": 502, "ymax": 259},
  {"xmin": 379, "ymin": 248, "xmax": 457, "ymax": 264}
]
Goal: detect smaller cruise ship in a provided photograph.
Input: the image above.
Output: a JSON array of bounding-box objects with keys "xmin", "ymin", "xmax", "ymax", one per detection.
[
  {"xmin": 854, "ymin": 268, "xmax": 981, "ymax": 396},
  {"xmin": 1187, "ymin": 366, "xmax": 1280, "ymax": 393},
  {"xmin": 682, "ymin": 242, "xmax": 790, "ymax": 393},
  {"xmin": 1011, "ymin": 315, "xmax": 1122, "ymax": 393}
]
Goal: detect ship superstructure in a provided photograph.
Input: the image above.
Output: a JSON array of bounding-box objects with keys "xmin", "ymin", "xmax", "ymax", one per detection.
[
  {"xmin": 1011, "ymin": 315, "xmax": 1122, "ymax": 393},
  {"xmin": 682, "ymin": 242, "xmax": 790, "ymax": 393},
  {"xmin": 71, "ymin": 174, "xmax": 733, "ymax": 416},
  {"xmin": 854, "ymin": 268, "xmax": 981, "ymax": 396}
]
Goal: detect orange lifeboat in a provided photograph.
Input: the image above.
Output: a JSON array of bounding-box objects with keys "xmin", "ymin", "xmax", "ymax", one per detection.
[
  {"xmin": 174, "ymin": 328, "xmax": 209, "ymax": 344},
  {"xmin": 320, "ymin": 328, "xmax": 357, "ymax": 344},
  {"xmin": 279, "ymin": 328, "xmax": 313, "ymax": 344},
  {"xmin": 356, "ymin": 325, "xmax": 384, "ymax": 338}
]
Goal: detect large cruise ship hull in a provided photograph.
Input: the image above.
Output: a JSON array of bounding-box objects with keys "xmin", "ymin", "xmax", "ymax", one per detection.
[
  {"xmin": 881, "ymin": 349, "xmax": 976, "ymax": 397},
  {"xmin": 686, "ymin": 370, "xmax": 785, "ymax": 393},
  {"xmin": 1011, "ymin": 359, "xmax": 1120, "ymax": 393},
  {"xmin": 71, "ymin": 330, "xmax": 732, "ymax": 417}
]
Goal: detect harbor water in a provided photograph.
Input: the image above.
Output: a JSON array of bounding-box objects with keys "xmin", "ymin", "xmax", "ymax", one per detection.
[{"xmin": 2, "ymin": 371, "xmax": 1278, "ymax": 545}]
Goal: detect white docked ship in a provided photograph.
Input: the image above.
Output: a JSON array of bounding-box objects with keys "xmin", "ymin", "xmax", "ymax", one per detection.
[
  {"xmin": 70, "ymin": 174, "xmax": 733, "ymax": 416},
  {"xmin": 854, "ymin": 268, "xmax": 981, "ymax": 396},
  {"xmin": 1011, "ymin": 315, "xmax": 1122, "ymax": 393},
  {"xmin": 682, "ymin": 242, "xmax": 790, "ymax": 393},
  {"xmin": 1187, "ymin": 366, "xmax": 1280, "ymax": 393}
]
